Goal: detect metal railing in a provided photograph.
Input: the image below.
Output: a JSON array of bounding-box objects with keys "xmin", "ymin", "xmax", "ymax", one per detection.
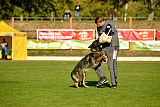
[{"xmin": 13, "ymin": 16, "xmax": 160, "ymax": 21}]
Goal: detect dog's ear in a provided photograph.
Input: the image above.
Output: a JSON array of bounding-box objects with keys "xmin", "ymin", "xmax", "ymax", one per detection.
[
  {"xmin": 88, "ymin": 41, "xmax": 94, "ymax": 48},
  {"xmin": 96, "ymin": 39, "xmax": 101, "ymax": 46},
  {"xmin": 88, "ymin": 39, "xmax": 100, "ymax": 48},
  {"xmin": 88, "ymin": 44, "xmax": 92, "ymax": 48},
  {"xmin": 97, "ymin": 38, "xmax": 99, "ymax": 42},
  {"xmin": 85, "ymin": 56, "xmax": 90, "ymax": 62}
]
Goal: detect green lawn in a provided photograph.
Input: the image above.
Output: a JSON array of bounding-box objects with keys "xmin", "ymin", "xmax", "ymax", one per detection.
[{"xmin": 0, "ymin": 61, "xmax": 160, "ymax": 107}]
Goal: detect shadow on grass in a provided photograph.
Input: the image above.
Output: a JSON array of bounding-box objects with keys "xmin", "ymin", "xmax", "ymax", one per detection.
[
  {"xmin": 69, "ymin": 81, "xmax": 111, "ymax": 88},
  {"xmin": 86, "ymin": 81, "xmax": 111, "ymax": 88}
]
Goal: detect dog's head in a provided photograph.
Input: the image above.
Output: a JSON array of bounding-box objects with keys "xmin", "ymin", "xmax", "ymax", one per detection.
[{"xmin": 88, "ymin": 39, "xmax": 101, "ymax": 52}]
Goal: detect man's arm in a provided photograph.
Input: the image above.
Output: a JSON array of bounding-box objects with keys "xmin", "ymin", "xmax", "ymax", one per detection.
[{"xmin": 6, "ymin": 42, "xmax": 8, "ymax": 47}]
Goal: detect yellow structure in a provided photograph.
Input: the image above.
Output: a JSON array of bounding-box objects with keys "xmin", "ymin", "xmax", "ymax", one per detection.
[{"xmin": 0, "ymin": 21, "xmax": 27, "ymax": 60}]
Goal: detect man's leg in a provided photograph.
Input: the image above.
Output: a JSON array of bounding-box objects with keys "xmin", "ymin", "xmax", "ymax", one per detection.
[
  {"xmin": 75, "ymin": 11, "xmax": 79, "ymax": 21},
  {"xmin": 2, "ymin": 49, "xmax": 5, "ymax": 59},
  {"xmin": 113, "ymin": 46, "xmax": 119, "ymax": 84},
  {"xmin": 94, "ymin": 63, "xmax": 105, "ymax": 78},
  {"xmin": 5, "ymin": 51, "xmax": 7, "ymax": 60},
  {"xmin": 77, "ymin": 11, "xmax": 79, "ymax": 21},
  {"xmin": 94, "ymin": 62, "xmax": 108, "ymax": 87},
  {"xmin": 105, "ymin": 47, "xmax": 118, "ymax": 88}
]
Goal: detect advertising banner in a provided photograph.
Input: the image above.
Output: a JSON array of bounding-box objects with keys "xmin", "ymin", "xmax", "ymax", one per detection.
[
  {"xmin": 118, "ymin": 29, "xmax": 155, "ymax": 41},
  {"xmin": 156, "ymin": 29, "xmax": 160, "ymax": 40},
  {"xmin": 71, "ymin": 40, "xmax": 93, "ymax": 49},
  {"xmin": 27, "ymin": 40, "xmax": 129, "ymax": 49},
  {"xmin": 131, "ymin": 41, "xmax": 160, "ymax": 51},
  {"xmin": 37, "ymin": 29, "xmax": 95, "ymax": 41},
  {"xmin": 27, "ymin": 40, "xmax": 70, "ymax": 49},
  {"xmin": 27, "ymin": 40, "xmax": 93, "ymax": 49},
  {"xmin": 37, "ymin": 29, "xmax": 155, "ymax": 41}
]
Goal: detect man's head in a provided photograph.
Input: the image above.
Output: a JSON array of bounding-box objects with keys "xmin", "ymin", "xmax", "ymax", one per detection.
[
  {"xmin": 95, "ymin": 16, "xmax": 105, "ymax": 27},
  {"xmin": 3, "ymin": 39, "xmax": 5, "ymax": 42},
  {"xmin": 77, "ymin": 2, "xmax": 80, "ymax": 5}
]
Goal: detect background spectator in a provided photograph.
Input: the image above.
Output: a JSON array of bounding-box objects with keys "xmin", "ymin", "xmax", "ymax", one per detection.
[
  {"xmin": 75, "ymin": 2, "xmax": 80, "ymax": 21},
  {"xmin": 63, "ymin": 10, "xmax": 71, "ymax": 20},
  {"xmin": 1, "ymin": 38, "xmax": 8, "ymax": 60},
  {"xmin": 113, "ymin": 8, "xmax": 117, "ymax": 21}
]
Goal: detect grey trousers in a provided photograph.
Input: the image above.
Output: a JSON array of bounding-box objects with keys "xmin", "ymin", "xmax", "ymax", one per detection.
[{"xmin": 94, "ymin": 46, "xmax": 119, "ymax": 85}]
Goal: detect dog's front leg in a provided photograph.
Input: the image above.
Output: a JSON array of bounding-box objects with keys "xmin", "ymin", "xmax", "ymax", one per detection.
[
  {"xmin": 96, "ymin": 55, "xmax": 107, "ymax": 63},
  {"xmin": 102, "ymin": 54, "xmax": 107, "ymax": 59},
  {"xmin": 95, "ymin": 55, "xmax": 104, "ymax": 63}
]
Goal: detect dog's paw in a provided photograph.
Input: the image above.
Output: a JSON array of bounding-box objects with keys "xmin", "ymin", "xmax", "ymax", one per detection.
[
  {"xmin": 85, "ymin": 86, "xmax": 89, "ymax": 88},
  {"xmin": 83, "ymin": 84, "xmax": 89, "ymax": 88}
]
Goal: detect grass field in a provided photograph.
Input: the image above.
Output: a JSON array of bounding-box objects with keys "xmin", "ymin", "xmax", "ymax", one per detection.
[{"xmin": 0, "ymin": 61, "xmax": 160, "ymax": 107}]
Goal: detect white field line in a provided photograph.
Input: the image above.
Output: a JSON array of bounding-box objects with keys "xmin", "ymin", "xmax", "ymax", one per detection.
[{"xmin": 27, "ymin": 56, "xmax": 160, "ymax": 61}]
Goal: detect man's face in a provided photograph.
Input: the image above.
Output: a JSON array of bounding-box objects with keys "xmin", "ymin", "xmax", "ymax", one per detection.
[{"xmin": 96, "ymin": 20, "xmax": 105, "ymax": 27}]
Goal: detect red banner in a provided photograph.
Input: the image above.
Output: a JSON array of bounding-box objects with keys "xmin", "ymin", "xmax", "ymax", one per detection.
[
  {"xmin": 156, "ymin": 30, "xmax": 160, "ymax": 40},
  {"xmin": 118, "ymin": 29, "xmax": 155, "ymax": 41},
  {"xmin": 37, "ymin": 29, "xmax": 94, "ymax": 41},
  {"xmin": 37, "ymin": 29, "xmax": 155, "ymax": 41}
]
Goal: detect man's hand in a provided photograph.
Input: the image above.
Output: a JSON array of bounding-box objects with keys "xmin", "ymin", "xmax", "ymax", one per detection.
[{"xmin": 99, "ymin": 32, "xmax": 112, "ymax": 43}]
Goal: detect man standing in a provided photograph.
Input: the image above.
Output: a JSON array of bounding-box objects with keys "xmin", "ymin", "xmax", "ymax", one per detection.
[
  {"xmin": 94, "ymin": 16, "xmax": 119, "ymax": 89},
  {"xmin": 1, "ymin": 39, "xmax": 8, "ymax": 60},
  {"xmin": 75, "ymin": 2, "xmax": 80, "ymax": 21}
]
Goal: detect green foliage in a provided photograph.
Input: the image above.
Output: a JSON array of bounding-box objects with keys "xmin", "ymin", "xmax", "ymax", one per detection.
[
  {"xmin": 118, "ymin": 1, "xmax": 150, "ymax": 17},
  {"xmin": 154, "ymin": 3, "xmax": 160, "ymax": 17},
  {"xmin": 0, "ymin": 0, "xmax": 160, "ymax": 19},
  {"xmin": 0, "ymin": 0, "xmax": 14, "ymax": 19}
]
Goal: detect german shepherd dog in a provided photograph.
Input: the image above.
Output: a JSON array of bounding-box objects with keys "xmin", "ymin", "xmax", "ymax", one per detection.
[{"xmin": 71, "ymin": 40, "xmax": 107, "ymax": 88}]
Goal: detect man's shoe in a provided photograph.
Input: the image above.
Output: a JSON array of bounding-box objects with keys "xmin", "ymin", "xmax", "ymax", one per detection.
[
  {"xmin": 110, "ymin": 85, "xmax": 117, "ymax": 89},
  {"xmin": 95, "ymin": 77, "xmax": 108, "ymax": 87}
]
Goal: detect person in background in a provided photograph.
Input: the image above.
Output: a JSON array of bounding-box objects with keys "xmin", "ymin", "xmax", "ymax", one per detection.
[
  {"xmin": 1, "ymin": 38, "xmax": 8, "ymax": 60},
  {"xmin": 94, "ymin": 16, "xmax": 119, "ymax": 89},
  {"xmin": 113, "ymin": 8, "xmax": 117, "ymax": 21},
  {"xmin": 63, "ymin": 10, "xmax": 71, "ymax": 20},
  {"xmin": 75, "ymin": 2, "xmax": 80, "ymax": 21},
  {"xmin": 108, "ymin": 9, "xmax": 113, "ymax": 21}
]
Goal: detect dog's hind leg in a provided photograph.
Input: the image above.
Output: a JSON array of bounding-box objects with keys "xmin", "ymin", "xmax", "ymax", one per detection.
[
  {"xmin": 82, "ymin": 72, "xmax": 89, "ymax": 88},
  {"xmin": 82, "ymin": 81, "xmax": 89, "ymax": 88},
  {"xmin": 75, "ymin": 82, "xmax": 80, "ymax": 88}
]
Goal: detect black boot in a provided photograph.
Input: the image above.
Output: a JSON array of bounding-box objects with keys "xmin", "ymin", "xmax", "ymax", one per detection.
[
  {"xmin": 110, "ymin": 85, "xmax": 117, "ymax": 89},
  {"xmin": 95, "ymin": 77, "xmax": 108, "ymax": 87}
]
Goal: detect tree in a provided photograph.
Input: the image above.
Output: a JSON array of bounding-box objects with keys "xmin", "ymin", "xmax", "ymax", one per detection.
[
  {"xmin": 1, "ymin": 0, "xmax": 159, "ymax": 20},
  {"xmin": 145, "ymin": 0, "xmax": 160, "ymax": 21},
  {"xmin": 0, "ymin": 0, "xmax": 14, "ymax": 19}
]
